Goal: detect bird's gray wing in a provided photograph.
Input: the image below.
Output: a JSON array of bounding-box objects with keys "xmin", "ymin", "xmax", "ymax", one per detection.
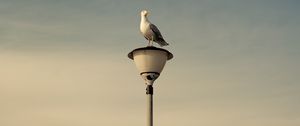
[{"xmin": 150, "ymin": 24, "xmax": 164, "ymax": 39}]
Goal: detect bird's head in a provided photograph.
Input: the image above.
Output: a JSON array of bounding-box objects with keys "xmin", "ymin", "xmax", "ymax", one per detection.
[{"xmin": 141, "ymin": 10, "xmax": 149, "ymax": 17}]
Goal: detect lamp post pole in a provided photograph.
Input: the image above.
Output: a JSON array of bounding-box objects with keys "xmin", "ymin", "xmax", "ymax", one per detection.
[
  {"xmin": 146, "ymin": 85, "xmax": 153, "ymax": 126},
  {"xmin": 128, "ymin": 46, "xmax": 173, "ymax": 126}
]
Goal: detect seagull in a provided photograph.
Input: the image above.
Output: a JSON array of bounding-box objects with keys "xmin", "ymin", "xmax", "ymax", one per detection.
[{"xmin": 140, "ymin": 10, "xmax": 169, "ymax": 47}]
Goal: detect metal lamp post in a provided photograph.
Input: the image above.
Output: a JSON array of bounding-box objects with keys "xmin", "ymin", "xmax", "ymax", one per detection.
[{"xmin": 128, "ymin": 46, "xmax": 173, "ymax": 126}]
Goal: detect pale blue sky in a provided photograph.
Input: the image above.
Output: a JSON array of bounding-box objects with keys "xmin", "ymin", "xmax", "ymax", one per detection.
[{"xmin": 0, "ymin": 0, "xmax": 300, "ymax": 126}]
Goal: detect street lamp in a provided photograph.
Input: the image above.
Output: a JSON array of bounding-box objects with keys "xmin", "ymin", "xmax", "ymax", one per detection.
[{"xmin": 128, "ymin": 46, "xmax": 173, "ymax": 126}]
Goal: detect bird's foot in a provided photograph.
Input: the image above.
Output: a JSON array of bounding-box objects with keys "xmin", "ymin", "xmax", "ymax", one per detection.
[
  {"xmin": 147, "ymin": 40, "xmax": 154, "ymax": 47},
  {"xmin": 147, "ymin": 45, "xmax": 154, "ymax": 47}
]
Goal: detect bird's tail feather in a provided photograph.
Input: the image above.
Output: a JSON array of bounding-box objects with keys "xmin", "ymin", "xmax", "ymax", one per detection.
[{"xmin": 158, "ymin": 40, "xmax": 169, "ymax": 47}]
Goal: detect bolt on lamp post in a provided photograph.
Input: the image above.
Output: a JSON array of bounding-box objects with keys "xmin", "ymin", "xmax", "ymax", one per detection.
[{"xmin": 128, "ymin": 46, "xmax": 173, "ymax": 126}]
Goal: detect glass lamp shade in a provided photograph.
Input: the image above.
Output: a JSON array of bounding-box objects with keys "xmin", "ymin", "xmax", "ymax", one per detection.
[{"xmin": 128, "ymin": 46, "xmax": 173, "ymax": 75}]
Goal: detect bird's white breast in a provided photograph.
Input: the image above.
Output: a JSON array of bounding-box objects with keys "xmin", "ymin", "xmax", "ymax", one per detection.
[
  {"xmin": 140, "ymin": 22, "xmax": 154, "ymax": 39},
  {"xmin": 140, "ymin": 15, "xmax": 155, "ymax": 40},
  {"xmin": 140, "ymin": 22, "xmax": 149, "ymax": 34}
]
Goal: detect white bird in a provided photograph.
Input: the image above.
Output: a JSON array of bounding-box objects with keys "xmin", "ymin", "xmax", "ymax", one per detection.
[{"xmin": 140, "ymin": 10, "xmax": 169, "ymax": 47}]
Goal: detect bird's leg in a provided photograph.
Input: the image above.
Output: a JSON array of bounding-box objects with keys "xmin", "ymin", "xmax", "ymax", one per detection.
[
  {"xmin": 148, "ymin": 39, "xmax": 151, "ymax": 47},
  {"xmin": 151, "ymin": 36, "xmax": 154, "ymax": 46}
]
